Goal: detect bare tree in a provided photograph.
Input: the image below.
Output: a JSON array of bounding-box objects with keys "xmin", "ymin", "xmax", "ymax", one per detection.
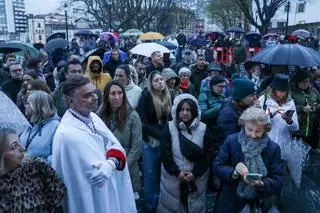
[
  {"xmin": 70, "ymin": 0, "xmax": 190, "ymax": 32},
  {"xmin": 233, "ymin": 0, "xmax": 287, "ymax": 34},
  {"xmin": 208, "ymin": 0, "xmax": 245, "ymax": 31}
]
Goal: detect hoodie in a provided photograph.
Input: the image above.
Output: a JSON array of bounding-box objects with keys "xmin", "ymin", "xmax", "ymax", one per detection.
[{"xmin": 84, "ymin": 56, "xmax": 112, "ymax": 93}]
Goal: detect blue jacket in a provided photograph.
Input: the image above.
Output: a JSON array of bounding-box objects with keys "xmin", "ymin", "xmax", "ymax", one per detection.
[
  {"xmin": 216, "ymin": 100, "xmax": 242, "ymax": 142},
  {"xmin": 20, "ymin": 114, "xmax": 60, "ymax": 164},
  {"xmin": 213, "ymin": 132, "xmax": 283, "ymax": 213}
]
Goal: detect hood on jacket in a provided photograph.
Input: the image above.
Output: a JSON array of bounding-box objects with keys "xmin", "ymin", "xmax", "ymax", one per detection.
[
  {"xmin": 162, "ymin": 68, "xmax": 180, "ymax": 87},
  {"xmin": 86, "ymin": 56, "xmax": 104, "ymax": 77},
  {"xmin": 172, "ymin": 94, "xmax": 201, "ymax": 129}
]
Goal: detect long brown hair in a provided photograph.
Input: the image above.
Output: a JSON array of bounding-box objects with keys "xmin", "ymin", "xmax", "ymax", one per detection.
[
  {"xmin": 148, "ymin": 71, "xmax": 172, "ymax": 120},
  {"xmin": 98, "ymin": 80, "xmax": 129, "ymax": 131}
]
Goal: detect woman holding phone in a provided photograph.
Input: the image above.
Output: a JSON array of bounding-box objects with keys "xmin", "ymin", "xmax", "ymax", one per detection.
[
  {"xmin": 258, "ymin": 74, "xmax": 299, "ymax": 159},
  {"xmin": 213, "ymin": 107, "xmax": 284, "ymax": 213}
]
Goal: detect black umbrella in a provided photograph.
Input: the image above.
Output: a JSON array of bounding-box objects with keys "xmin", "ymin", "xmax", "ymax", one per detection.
[
  {"xmin": 44, "ymin": 38, "xmax": 68, "ymax": 53},
  {"xmin": 75, "ymin": 30, "xmax": 99, "ymax": 39},
  {"xmin": 0, "ymin": 46, "xmax": 22, "ymax": 53},
  {"xmin": 156, "ymin": 41, "xmax": 177, "ymax": 50},
  {"xmin": 227, "ymin": 26, "xmax": 245, "ymax": 34},
  {"xmin": 46, "ymin": 32, "xmax": 66, "ymax": 43},
  {"xmin": 80, "ymin": 48, "xmax": 106, "ymax": 65},
  {"xmin": 33, "ymin": 43, "xmax": 45, "ymax": 50},
  {"xmin": 245, "ymin": 44, "xmax": 320, "ymax": 67}
]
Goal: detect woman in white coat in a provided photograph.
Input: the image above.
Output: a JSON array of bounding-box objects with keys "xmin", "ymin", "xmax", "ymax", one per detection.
[{"xmin": 258, "ymin": 74, "xmax": 299, "ymax": 159}]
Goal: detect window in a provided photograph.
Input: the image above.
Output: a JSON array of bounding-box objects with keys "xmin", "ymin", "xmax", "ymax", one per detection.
[
  {"xmin": 38, "ymin": 23, "xmax": 41, "ymax": 28},
  {"xmin": 277, "ymin": 22, "xmax": 285, "ymax": 28},
  {"xmin": 39, "ymin": 35, "xmax": 42, "ymax": 40},
  {"xmin": 297, "ymin": 3, "xmax": 305, "ymax": 13}
]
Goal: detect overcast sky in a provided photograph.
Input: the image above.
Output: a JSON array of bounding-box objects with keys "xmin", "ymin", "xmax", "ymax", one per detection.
[{"xmin": 25, "ymin": 0, "xmax": 62, "ymax": 14}]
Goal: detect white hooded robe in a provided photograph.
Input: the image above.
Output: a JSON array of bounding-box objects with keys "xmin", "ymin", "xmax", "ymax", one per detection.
[{"xmin": 52, "ymin": 110, "xmax": 136, "ymax": 213}]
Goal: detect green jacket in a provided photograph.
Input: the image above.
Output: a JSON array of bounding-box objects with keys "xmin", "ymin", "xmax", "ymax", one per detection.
[
  {"xmin": 107, "ymin": 110, "xmax": 142, "ymax": 192},
  {"xmin": 190, "ymin": 63, "xmax": 210, "ymax": 97},
  {"xmin": 291, "ymin": 85, "xmax": 320, "ymax": 137},
  {"xmin": 198, "ymin": 89, "xmax": 225, "ymax": 122}
]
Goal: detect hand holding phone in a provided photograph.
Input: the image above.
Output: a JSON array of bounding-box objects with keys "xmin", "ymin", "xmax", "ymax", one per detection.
[{"xmin": 245, "ymin": 173, "xmax": 262, "ymax": 181}]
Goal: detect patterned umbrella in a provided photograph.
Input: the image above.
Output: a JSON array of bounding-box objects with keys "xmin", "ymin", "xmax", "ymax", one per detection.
[{"xmin": 291, "ymin": 29, "xmax": 311, "ymax": 39}]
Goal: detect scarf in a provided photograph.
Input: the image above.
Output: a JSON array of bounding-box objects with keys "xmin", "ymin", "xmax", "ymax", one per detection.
[
  {"xmin": 180, "ymin": 79, "xmax": 190, "ymax": 89},
  {"xmin": 237, "ymin": 129, "xmax": 268, "ymax": 199}
]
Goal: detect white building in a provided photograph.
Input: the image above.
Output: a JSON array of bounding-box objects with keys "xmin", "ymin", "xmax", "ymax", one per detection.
[
  {"xmin": 271, "ymin": 0, "xmax": 320, "ymax": 28},
  {"xmin": 252, "ymin": 0, "xmax": 320, "ymax": 36},
  {"xmin": 0, "ymin": 0, "xmax": 27, "ymax": 35},
  {"xmin": 27, "ymin": 15, "xmax": 46, "ymax": 43}
]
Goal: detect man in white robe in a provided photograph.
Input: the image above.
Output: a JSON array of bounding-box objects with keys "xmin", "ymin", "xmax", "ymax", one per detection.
[{"xmin": 52, "ymin": 76, "xmax": 136, "ymax": 213}]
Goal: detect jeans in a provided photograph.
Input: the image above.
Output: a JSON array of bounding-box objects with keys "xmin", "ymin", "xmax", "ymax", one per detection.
[{"xmin": 142, "ymin": 142, "xmax": 161, "ymax": 211}]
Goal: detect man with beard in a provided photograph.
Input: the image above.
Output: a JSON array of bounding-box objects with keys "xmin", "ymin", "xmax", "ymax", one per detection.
[
  {"xmin": 104, "ymin": 49, "xmax": 123, "ymax": 78},
  {"xmin": 190, "ymin": 54, "xmax": 210, "ymax": 97},
  {"xmin": 145, "ymin": 51, "xmax": 164, "ymax": 78},
  {"xmin": 84, "ymin": 56, "xmax": 111, "ymax": 94},
  {"xmin": 135, "ymin": 60, "xmax": 148, "ymax": 89},
  {"xmin": 0, "ymin": 61, "xmax": 24, "ymax": 103},
  {"xmin": 52, "ymin": 76, "xmax": 136, "ymax": 213}
]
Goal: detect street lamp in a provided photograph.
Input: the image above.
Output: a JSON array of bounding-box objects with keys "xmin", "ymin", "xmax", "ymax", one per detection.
[
  {"xmin": 64, "ymin": 3, "xmax": 69, "ymax": 42},
  {"xmin": 285, "ymin": 1, "xmax": 290, "ymax": 36}
]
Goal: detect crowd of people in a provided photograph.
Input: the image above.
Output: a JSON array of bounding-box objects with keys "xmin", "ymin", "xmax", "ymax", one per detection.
[{"xmin": 0, "ymin": 32, "xmax": 320, "ymax": 213}]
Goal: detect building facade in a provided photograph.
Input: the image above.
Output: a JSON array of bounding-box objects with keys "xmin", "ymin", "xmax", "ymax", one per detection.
[
  {"xmin": 27, "ymin": 15, "xmax": 46, "ymax": 43},
  {"xmin": 270, "ymin": 0, "xmax": 320, "ymax": 37}
]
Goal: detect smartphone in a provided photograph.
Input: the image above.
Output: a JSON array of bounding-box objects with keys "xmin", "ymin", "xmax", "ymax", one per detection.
[
  {"xmin": 285, "ymin": 110, "xmax": 295, "ymax": 117},
  {"xmin": 246, "ymin": 173, "xmax": 262, "ymax": 181}
]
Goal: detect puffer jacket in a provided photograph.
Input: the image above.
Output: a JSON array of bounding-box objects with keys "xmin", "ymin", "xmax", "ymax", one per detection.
[{"xmin": 158, "ymin": 94, "xmax": 213, "ymax": 213}]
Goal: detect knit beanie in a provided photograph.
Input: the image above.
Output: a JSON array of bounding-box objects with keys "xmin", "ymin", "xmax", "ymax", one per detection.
[
  {"xmin": 295, "ymin": 69, "xmax": 311, "ymax": 83},
  {"xmin": 162, "ymin": 68, "xmax": 179, "ymax": 82},
  {"xmin": 232, "ymin": 78, "xmax": 256, "ymax": 101}
]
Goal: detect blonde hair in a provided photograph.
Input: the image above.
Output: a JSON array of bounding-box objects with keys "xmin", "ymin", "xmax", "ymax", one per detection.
[
  {"xmin": 238, "ymin": 106, "xmax": 271, "ymax": 132},
  {"xmin": 0, "ymin": 128, "xmax": 17, "ymax": 175},
  {"xmin": 148, "ymin": 71, "xmax": 172, "ymax": 120},
  {"xmin": 27, "ymin": 90, "xmax": 56, "ymax": 123}
]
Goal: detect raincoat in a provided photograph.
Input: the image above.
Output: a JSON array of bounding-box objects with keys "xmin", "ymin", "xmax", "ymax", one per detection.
[{"xmin": 84, "ymin": 56, "xmax": 111, "ymax": 93}]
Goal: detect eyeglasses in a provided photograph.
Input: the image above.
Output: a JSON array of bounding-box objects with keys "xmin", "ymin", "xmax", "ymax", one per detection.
[{"xmin": 216, "ymin": 85, "xmax": 226, "ymax": 88}]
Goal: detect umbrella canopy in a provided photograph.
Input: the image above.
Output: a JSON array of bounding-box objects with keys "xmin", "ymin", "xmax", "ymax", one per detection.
[
  {"xmin": 80, "ymin": 48, "xmax": 106, "ymax": 64},
  {"xmin": 46, "ymin": 32, "xmax": 66, "ymax": 43},
  {"xmin": 139, "ymin": 32, "xmax": 164, "ymax": 41},
  {"xmin": 291, "ymin": 29, "xmax": 311, "ymax": 39},
  {"xmin": 44, "ymin": 38, "xmax": 68, "ymax": 53},
  {"xmin": 130, "ymin": 43, "xmax": 175, "ymax": 58},
  {"xmin": 227, "ymin": 26, "xmax": 245, "ymax": 34},
  {"xmin": 121, "ymin": 29, "xmax": 143, "ymax": 37},
  {"xmin": 100, "ymin": 32, "xmax": 119, "ymax": 42},
  {"xmin": 0, "ymin": 41, "xmax": 39, "ymax": 56},
  {"xmin": 156, "ymin": 41, "xmax": 178, "ymax": 50},
  {"xmin": 263, "ymin": 33, "xmax": 279, "ymax": 40},
  {"xmin": 245, "ymin": 44, "xmax": 320, "ymax": 67},
  {"xmin": 206, "ymin": 31, "xmax": 224, "ymax": 41},
  {"xmin": 75, "ymin": 30, "xmax": 99, "ymax": 39},
  {"xmin": 0, "ymin": 91, "xmax": 30, "ymax": 134},
  {"xmin": 245, "ymin": 32, "xmax": 261, "ymax": 41},
  {"xmin": 33, "ymin": 43, "xmax": 45, "ymax": 51}
]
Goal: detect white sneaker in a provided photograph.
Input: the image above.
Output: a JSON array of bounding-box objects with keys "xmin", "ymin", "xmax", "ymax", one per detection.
[{"xmin": 134, "ymin": 192, "xmax": 140, "ymax": 200}]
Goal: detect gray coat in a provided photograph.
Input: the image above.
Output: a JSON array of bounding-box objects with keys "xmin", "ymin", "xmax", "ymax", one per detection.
[{"xmin": 110, "ymin": 110, "xmax": 142, "ymax": 192}]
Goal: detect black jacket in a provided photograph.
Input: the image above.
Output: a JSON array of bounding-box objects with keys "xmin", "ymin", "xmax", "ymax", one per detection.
[
  {"xmin": 0, "ymin": 78, "xmax": 22, "ymax": 104},
  {"xmin": 136, "ymin": 89, "xmax": 169, "ymax": 141},
  {"xmin": 104, "ymin": 59, "xmax": 123, "ymax": 78},
  {"xmin": 145, "ymin": 62, "xmax": 163, "ymax": 78}
]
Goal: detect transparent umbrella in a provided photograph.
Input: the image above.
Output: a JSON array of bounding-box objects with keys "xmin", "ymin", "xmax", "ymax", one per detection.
[{"xmin": 0, "ymin": 92, "xmax": 30, "ymax": 134}]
